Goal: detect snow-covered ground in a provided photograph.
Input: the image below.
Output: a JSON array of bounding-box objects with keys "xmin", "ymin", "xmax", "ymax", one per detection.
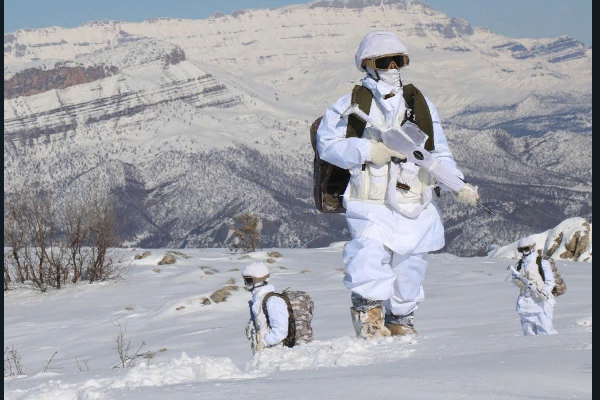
[{"xmin": 4, "ymin": 247, "xmax": 592, "ymax": 399}]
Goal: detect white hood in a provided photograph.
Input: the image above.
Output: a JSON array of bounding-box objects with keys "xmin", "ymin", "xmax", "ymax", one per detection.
[{"xmin": 355, "ymin": 31, "xmax": 409, "ymax": 72}]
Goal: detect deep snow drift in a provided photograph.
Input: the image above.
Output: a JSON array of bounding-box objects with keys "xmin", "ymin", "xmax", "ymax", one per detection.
[{"xmin": 3, "ymin": 247, "xmax": 591, "ymax": 399}]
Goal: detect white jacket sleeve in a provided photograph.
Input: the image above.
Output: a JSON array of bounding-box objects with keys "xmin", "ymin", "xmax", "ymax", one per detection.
[
  {"xmin": 263, "ymin": 296, "xmax": 290, "ymax": 346},
  {"xmin": 316, "ymin": 94, "xmax": 373, "ymax": 170},
  {"xmin": 540, "ymin": 259, "xmax": 555, "ymax": 294},
  {"xmin": 425, "ymin": 98, "xmax": 464, "ymax": 191}
]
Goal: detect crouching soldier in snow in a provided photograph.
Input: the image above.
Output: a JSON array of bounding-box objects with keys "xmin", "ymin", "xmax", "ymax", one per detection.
[
  {"xmin": 510, "ymin": 237, "xmax": 558, "ymax": 336},
  {"xmin": 243, "ymin": 262, "xmax": 314, "ymax": 354},
  {"xmin": 315, "ymin": 31, "xmax": 478, "ymax": 339}
]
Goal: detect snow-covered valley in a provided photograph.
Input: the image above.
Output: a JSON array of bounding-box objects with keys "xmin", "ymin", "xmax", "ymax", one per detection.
[{"xmin": 3, "ymin": 247, "xmax": 592, "ymax": 399}]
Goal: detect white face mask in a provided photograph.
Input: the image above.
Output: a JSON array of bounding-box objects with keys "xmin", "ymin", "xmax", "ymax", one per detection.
[{"xmin": 377, "ymin": 68, "xmax": 402, "ymax": 89}]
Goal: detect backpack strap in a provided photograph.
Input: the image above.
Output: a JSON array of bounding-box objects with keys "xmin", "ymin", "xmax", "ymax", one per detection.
[
  {"xmin": 262, "ymin": 292, "xmax": 296, "ymax": 348},
  {"xmin": 402, "ymin": 84, "xmax": 434, "ymax": 151},
  {"xmin": 516, "ymin": 258, "xmax": 523, "ymax": 272},
  {"xmin": 346, "ymin": 85, "xmax": 373, "ymax": 138},
  {"xmin": 536, "ymin": 256, "xmax": 554, "ymax": 282}
]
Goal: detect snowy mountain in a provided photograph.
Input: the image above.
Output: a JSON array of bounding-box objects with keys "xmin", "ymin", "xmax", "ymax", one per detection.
[
  {"xmin": 3, "ymin": 0, "xmax": 592, "ymax": 255},
  {"xmin": 488, "ymin": 217, "xmax": 592, "ymax": 262},
  {"xmin": 3, "ymin": 247, "xmax": 593, "ymax": 399}
]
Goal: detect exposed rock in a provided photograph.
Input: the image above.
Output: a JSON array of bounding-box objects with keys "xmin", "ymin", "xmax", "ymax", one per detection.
[
  {"xmin": 158, "ymin": 254, "xmax": 177, "ymax": 265},
  {"xmin": 228, "ymin": 268, "xmax": 240, "ymax": 272},
  {"xmin": 278, "ymin": 266, "xmax": 288, "ymax": 270},
  {"xmin": 300, "ymin": 269, "xmax": 311, "ymax": 274},
  {"xmin": 200, "ymin": 266, "xmax": 220, "ymax": 274},
  {"xmin": 546, "ymin": 232, "xmax": 563, "ymax": 257},
  {"xmin": 200, "ymin": 297, "xmax": 211, "ymax": 305},
  {"xmin": 210, "ymin": 289, "xmax": 231, "ymax": 303},
  {"xmin": 226, "ymin": 278, "xmax": 235, "ymax": 284},
  {"xmin": 176, "ymin": 306, "xmax": 185, "ymax": 311},
  {"xmin": 124, "ymin": 306, "xmax": 134, "ymax": 311},
  {"xmin": 168, "ymin": 250, "xmax": 190, "ymax": 259},
  {"xmin": 266, "ymin": 258, "xmax": 276, "ymax": 263},
  {"xmin": 4, "ymin": 65, "xmax": 118, "ymax": 99},
  {"xmin": 152, "ymin": 268, "xmax": 161, "ymax": 273},
  {"xmin": 488, "ymin": 217, "xmax": 592, "ymax": 262},
  {"xmin": 222, "ymin": 285, "xmax": 239, "ymax": 291},
  {"xmin": 267, "ymin": 251, "xmax": 283, "ymax": 258},
  {"xmin": 134, "ymin": 251, "xmax": 151, "ymax": 260}
]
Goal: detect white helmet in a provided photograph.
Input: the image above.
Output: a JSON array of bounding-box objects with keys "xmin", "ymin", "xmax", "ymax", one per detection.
[
  {"xmin": 517, "ymin": 236, "xmax": 536, "ymax": 254},
  {"xmin": 241, "ymin": 262, "xmax": 270, "ymax": 290},
  {"xmin": 355, "ymin": 30, "xmax": 409, "ymax": 72}
]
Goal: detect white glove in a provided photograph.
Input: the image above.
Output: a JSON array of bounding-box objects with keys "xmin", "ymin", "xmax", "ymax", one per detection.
[
  {"xmin": 454, "ymin": 183, "xmax": 479, "ymax": 206},
  {"xmin": 527, "ymin": 282, "xmax": 536, "ymax": 291},
  {"xmin": 369, "ymin": 142, "xmax": 406, "ymax": 166},
  {"xmin": 539, "ymin": 289, "xmax": 549, "ymax": 300}
]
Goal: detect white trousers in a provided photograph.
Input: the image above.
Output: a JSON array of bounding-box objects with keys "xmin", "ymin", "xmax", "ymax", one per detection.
[
  {"xmin": 343, "ymin": 237, "xmax": 426, "ymax": 317},
  {"xmin": 519, "ymin": 302, "xmax": 557, "ymax": 336}
]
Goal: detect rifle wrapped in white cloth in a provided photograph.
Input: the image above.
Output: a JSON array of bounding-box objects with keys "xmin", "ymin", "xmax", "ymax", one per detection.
[{"xmin": 341, "ymin": 103, "xmax": 493, "ymax": 214}]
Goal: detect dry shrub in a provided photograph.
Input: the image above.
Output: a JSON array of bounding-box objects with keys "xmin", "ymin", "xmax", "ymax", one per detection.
[
  {"xmin": 267, "ymin": 251, "xmax": 283, "ymax": 258},
  {"xmin": 4, "ymin": 345, "xmax": 27, "ymax": 376},
  {"xmin": 3, "ymin": 189, "xmax": 126, "ymax": 292},
  {"xmin": 112, "ymin": 320, "xmax": 156, "ymax": 368}
]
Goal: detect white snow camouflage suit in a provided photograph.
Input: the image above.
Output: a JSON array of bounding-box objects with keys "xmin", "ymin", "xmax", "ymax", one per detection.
[
  {"xmin": 512, "ymin": 253, "xmax": 557, "ymax": 336},
  {"xmin": 247, "ymin": 284, "xmax": 290, "ymax": 348},
  {"xmin": 316, "ymin": 73, "xmax": 463, "ymax": 318}
]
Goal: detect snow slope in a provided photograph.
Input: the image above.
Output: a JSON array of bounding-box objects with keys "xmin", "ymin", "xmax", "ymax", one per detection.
[{"xmin": 4, "ymin": 247, "xmax": 592, "ymax": 399}]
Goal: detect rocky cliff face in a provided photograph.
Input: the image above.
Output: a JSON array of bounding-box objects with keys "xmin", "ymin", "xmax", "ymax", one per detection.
[{"xmin": 4, "ymin": 65, "xmax": 119, "ymax": 99}]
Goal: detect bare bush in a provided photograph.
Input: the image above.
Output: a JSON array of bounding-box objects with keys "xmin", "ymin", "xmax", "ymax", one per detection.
[
  {"xmin": 19, "ymin": 193, "xmax": 57, "ymax": 292},
  {"xmin": 4, "ymin": 345, "xmax": 27, "ymax": 376},
  {"xmin": 3, "ymin": 190, "xmax": 127, "ymax": 292},
  {"xmin": 4, "ymin": 191, "xmax": 30, "ymax": 285},
  {"xmin": 86, "ymin": 198, "xmax": 125, "ymax": 283},
  {"xmin": 63, "ymin": 200, "xmax": 91, "ymax": 284},
  {"xmin": 229, "ymin": 213, "xmax": 260, "ymax": 253},
  {"xmin": 112, "ymin": 320, "xmax": 156, "ymax": 368},
  {"xmin": 75, "ymin": 357, "xmax": 90, "ymax": 372},
  {"xmin": 4, "ymin": 256, "xmax": 11, "ymax": 292},
  {"xmin": 42, "ymin": 351, "xmax": 63, "ymax": 373}
]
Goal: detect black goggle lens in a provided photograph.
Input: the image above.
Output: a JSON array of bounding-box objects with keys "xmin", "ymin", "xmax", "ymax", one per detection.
[
  {"xmin": 517, "ymin": 247, "xmax": 531, "ymax": 253},
  {"xmin": 375, "ymin": 55, "xmax": 405, "ymax": 69},
  {"xmin": 244, "ymin": 277, "xmax": 254, "ymax": 285}
]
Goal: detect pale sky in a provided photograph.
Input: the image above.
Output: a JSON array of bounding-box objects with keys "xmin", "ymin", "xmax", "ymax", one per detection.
[{"xmin": 3, "ymin": 0, "xmax": 592, "ymax": 46}]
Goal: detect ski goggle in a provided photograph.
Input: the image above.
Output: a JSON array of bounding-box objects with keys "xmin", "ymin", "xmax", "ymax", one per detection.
[
  {"xmin": 243, "ymin": 274, "xmax": 270, "ymax": 286},
  {"xmin": 361, "ymin": 54, "xmax": 410, "ymax": 70},
  {"xmin": 517, "ymin": 246, "xmax": 534, "ymax": 253}
]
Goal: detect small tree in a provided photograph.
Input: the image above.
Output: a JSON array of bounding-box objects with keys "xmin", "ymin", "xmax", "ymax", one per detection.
[
  {"xmin": 4, "ymin": 191, "xmax": 30, "ymax": 285},
  {"xmin": 229, "ymin": 213, "xmax": 260, "ymax": 253},
  {"xmin": 20, "ymin": 193, "xmax": 55, "ymax": 292},
  {"xmin": 63, "ymin": 199, "xmax": 91, "ymax": 284},
  {"xmin": 87, "ymin": 198, "xmax": 121, "ymax": 283}
]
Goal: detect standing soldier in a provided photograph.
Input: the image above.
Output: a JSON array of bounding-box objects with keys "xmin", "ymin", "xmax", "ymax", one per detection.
[
  {"xmin": 510, "ymin": 237, "xmax": 558, "ymax": 336},
  {"xmin": 316, "ymin": 31, "xmax": 479, "ymax": 338}
]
